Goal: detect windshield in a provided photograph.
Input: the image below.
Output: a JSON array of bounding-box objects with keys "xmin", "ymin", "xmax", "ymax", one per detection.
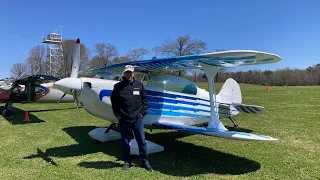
[{"xmin": 147, "ymin": 75, "xmax": 197, "ymax": 95}]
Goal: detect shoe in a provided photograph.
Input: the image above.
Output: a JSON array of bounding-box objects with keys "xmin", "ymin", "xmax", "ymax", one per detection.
[
  {"xmin": 122, "ymin": 162, "xmax": 130, "ymax": 171},
  {"xmin": 143, "ymin": 162, "xmax": 153, "ymax": 171}
]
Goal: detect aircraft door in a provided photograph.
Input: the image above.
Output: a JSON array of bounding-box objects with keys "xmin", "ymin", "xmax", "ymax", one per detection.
[
  {"xmin": 8, "ymin": 83, "xmax": 28, "ymax": 102},
  {"xmin": 26, "ymin": 81, "xmax": 37, "ymax": 102}
]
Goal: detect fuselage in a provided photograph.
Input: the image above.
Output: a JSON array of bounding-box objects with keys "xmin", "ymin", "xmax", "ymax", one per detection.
[
  {"xmin": 0, "ymin": 83, "xmax": 74, "ymax": 103},
  {"xmin": 55, "ymin": 76, "xmax": 239, "ymax": 126}
]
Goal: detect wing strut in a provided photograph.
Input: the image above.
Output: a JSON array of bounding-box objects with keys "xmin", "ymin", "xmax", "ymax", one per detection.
[{"xmin": 200, "ymin": 63, "xmax": 227, "ymax": 131}]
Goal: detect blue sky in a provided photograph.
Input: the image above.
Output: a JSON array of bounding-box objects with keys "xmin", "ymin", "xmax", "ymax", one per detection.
[{"xmin": 0, "ymin": 0, "xmax": 319, "ymax": 78}]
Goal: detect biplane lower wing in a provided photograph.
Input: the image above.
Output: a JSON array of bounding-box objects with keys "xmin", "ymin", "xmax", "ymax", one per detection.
[{"xmin": 151, "ymin": 122, "xmax": 277, "ymax": 141}]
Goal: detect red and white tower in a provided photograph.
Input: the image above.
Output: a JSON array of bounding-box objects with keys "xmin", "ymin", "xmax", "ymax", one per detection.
[{"xmin": 42, "ymin": 26, "xmax": 63, "ymax": 76}]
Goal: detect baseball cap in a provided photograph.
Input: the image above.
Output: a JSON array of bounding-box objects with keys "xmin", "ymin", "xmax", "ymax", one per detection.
[{"xmin": 124, "ymin": 65, "xmax": 134, "ymax": 72}]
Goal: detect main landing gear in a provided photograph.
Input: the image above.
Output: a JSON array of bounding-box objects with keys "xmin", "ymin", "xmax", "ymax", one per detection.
[{"xmin": 88, "ymin": 123, "xmax": 164, "ymax": 155}]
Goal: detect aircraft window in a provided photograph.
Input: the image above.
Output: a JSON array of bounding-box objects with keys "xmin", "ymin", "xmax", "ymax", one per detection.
[
  {"xmin": 35, "ymin": 86, "xmax": 46, "ymax": 94},
  {"xmin": 147, "ymin": 75, "xmax": 197, "ymax": 95},
  {"xmin": 12, "ymin": 85, "xmax": 25, "ymax": 94}
]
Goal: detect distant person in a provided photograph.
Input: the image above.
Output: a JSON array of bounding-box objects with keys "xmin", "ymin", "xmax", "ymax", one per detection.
[{"xmin": 110, "ymin": 65, "xmax": 153, "ymax": 171}]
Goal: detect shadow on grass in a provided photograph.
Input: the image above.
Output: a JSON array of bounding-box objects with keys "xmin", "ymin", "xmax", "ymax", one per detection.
[
  {"xmin": 25, "ymin": 126, "xmax": 261, "ymax": 176},
  {"xmin": 1, "ymin": 107, "xmax": 45, "ymax": 124},
  {"xmin": 78, "ymin": 161, "xmax": 123, "ymax": 169},
  {"xmin": 1, "ymin": 106, "xmax": 81, "ymax": 125},
  {"xmin": 24, "ymin": 148, "xmax": 58, "ymax": 166}
]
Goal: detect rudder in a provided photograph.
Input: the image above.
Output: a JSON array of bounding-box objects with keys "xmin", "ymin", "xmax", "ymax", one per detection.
[{"xmin": 217, "ymin": 78, "xmax": 242, "ymax": 104}]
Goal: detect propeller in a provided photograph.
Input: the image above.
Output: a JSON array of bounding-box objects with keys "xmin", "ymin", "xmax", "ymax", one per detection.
[
  {"xmin": 57, "ymin": 93, "xmax": 66, "ymax": 103},
  {"xmin": 71, "ymin": 89, "xmax": 80, "ymax": 111}
]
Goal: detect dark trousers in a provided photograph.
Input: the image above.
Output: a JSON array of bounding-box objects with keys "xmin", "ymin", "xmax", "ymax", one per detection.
[{"xmin": 118, "ymin": 117, "xmax": 148, "ymax": 164}]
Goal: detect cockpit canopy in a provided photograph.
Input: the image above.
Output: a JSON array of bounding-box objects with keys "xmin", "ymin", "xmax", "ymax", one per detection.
[{"xmin": 147, "ymin": 75, "xmax": 198, "ymax": 95}]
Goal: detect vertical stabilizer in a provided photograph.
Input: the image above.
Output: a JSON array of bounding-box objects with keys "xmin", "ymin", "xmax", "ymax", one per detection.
[{"xmin": 217, "ymin": 78, "xmax": 242, "ymax": 104}]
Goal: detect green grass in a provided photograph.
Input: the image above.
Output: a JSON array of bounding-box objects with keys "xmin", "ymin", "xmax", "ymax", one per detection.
[{"xmin": 0, "ymin": 84, "xmax": 319, "ymax": 179}]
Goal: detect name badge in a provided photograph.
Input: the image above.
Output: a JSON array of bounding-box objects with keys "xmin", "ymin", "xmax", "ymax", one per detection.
[{"xmin": 133, "ymin": 91, "xmax": 140, "ymax": 95}]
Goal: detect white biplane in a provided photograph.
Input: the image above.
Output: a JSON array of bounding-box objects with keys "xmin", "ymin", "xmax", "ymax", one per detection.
[{"xmin": 54, "ymin": 38, "xmax": 281, "ymax": 154}]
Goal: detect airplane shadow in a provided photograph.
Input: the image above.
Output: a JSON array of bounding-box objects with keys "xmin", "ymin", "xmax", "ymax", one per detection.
[
  {"xmin": 24, "ymin": 126, "xmax": 261, "ymax": 176},
  {"xmin": 24, "ymin": 148, "xmax": 58, "ymax": 166},
  {"xmin": 1, "ymin": 107, "xmax": 81, "ymax": 125},
  {"xmin": 1, "ymin": 107, "xmax": 45, "ymax": 125},
  {"xmin": 78, "ymin": 161, "xmax": 123, "ymax": 169}
]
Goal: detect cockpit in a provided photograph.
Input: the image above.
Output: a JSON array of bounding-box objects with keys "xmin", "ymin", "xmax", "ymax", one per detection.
[{"xmin": 146, "ymin": 75, "xmax": 198, "ymax": 95}]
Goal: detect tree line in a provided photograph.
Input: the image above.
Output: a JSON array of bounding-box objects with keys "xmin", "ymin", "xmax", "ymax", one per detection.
[
  {"xmin": 187, "ymin": 65, "xmax": 320, "ymax": 86},
  {"xmin": 213, "ymin": 65, "xmax": 320, "ymax": 86},
  {"xmin": 9, "ymin": 35, "xmax": 320, "ymax": 86},
  {"xmin": 10, "ymin": 34, "xmax": 207, "ymax": 79}
]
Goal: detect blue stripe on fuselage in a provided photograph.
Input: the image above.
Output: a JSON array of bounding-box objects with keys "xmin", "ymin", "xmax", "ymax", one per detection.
[
  {"xmin": 148, "ymin": 102, "xmax": 211, "ymax": 113},
  {"xmin": 99, "ymin": 89, "xmax": 113, "ymax": 101},
  {"xmin": 147, "ymin": 108, "xmax": 210, "ymax": 118},
  {"xmin": 146, "ymin": 90, "xmax": 210, "ymax": 102},
  {"xmin": 98, "ymin": 89, "xmax": 211, "ymax": 106},
  {"xmin": 98, "ymin": 89, "xmax": 237, "ymax": 114},
  {"xmin": 147, "ymin": 96, "xmax": 210, "ymax": 107}
]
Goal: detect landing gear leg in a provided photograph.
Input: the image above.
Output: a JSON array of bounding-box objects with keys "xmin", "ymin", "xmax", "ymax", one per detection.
[
  {"xmin": 1, "ymin": 102, "xmax": 13, "ymax": 116},
  {"xmin": 105, "ymin": 123, "xmax": 115, "ymax": 134},
  {"xmin": 228, "ymin": 117, "xmax": 239, "ymax": 129}
]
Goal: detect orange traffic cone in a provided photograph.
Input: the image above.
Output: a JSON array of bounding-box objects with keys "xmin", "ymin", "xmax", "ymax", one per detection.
[
  {"xmin": 266, "ymin": 86, "xmax": 269, "ymax": 91},
  {"xmin": 24, "ymin": 110, "xmax": 30, "ymax": 121}
]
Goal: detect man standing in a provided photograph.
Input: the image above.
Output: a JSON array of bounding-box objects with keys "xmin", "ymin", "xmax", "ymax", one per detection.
[{"xmin": 110, "ymin": 65, "xmax": 153, "ymax": 171}]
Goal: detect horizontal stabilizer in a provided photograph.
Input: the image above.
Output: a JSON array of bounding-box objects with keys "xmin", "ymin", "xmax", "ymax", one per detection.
[
  {"xmin": 152, "ymin": 122, "xmax": 277, "ymax": 141},
  {"xmin": 233, "ymin": 104, "xmax": 264, "ymax": 114}
]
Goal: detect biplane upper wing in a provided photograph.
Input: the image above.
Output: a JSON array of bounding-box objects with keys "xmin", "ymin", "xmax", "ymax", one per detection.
[{"xmin": 89, "ymin": 50, "xmax": 281, "ymax": 75}]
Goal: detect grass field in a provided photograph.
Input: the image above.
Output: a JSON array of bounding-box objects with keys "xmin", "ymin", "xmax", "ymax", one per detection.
[{"xmin": 0, "ymin": 83, "xmax": 319, "ymax": 179}]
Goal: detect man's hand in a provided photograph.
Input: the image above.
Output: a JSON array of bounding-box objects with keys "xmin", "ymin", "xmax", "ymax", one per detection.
[{"xmin": 116, "ymin": 115, "xmax": 122, "ymax": 120}]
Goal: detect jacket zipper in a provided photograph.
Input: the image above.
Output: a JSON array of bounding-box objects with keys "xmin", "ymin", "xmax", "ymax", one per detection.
[{"xmin": 130, "ymin": 83, "xmax": 133, "ymax": 115}]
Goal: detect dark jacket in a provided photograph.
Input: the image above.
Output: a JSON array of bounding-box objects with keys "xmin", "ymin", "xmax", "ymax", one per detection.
[{"xmin": 110, "ymin": 78, "xmax": 148, "ymax": 122}]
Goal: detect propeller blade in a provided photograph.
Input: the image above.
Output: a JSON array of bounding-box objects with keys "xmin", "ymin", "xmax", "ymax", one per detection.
[
  {"xmin": 71, "ymin": 89, "xmax": 79, "ymax": 111},
  {"xmin": 57, "ymin": 93, "xmax": 66, "ymax": 103}
]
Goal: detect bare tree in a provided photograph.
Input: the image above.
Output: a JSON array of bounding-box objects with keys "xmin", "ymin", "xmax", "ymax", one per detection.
[
  {"xmin": 92, "ymin": 43, "xmax": 119, "ymax": 67},
  {"xmin": 27, "ymin": 45, "xmax": 46, "ymax": 75},
  {"xmin": 10, "ymin": 61, "xmax": 29, "ymax": 79},
  {"xmin": 79, "ymin": 47, "xmax": 90, "ymax": 74},
  {"xmin": 153, "ymin": 34, "xmax": 207, "ymax": 76},
  {"xmin": 126, "ymin": 47, "xmax": 149, "ymax": 61},
  {"xmin": 90, "ymin": 56, "xmax": 104, "ymax": 69},
  {"xmin": 113, "ymin": 56, "xmax": 130, "ymax": 64},
  {"xmin": 57, "ymin": 39, "xmax": 90, "ymax": 78}
]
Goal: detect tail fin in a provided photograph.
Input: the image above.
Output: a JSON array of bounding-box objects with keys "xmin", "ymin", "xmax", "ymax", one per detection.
[
  {"xmin": 217, "ymin": 78, "xmax": 264, "ymax": 117},
  {"xmin": 70, "ymin": 38, "xmax": 80, "ymax": 78},
  {"xmin": 217, "ymin": 78, "xmax": 242, "ymax": 104}
]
